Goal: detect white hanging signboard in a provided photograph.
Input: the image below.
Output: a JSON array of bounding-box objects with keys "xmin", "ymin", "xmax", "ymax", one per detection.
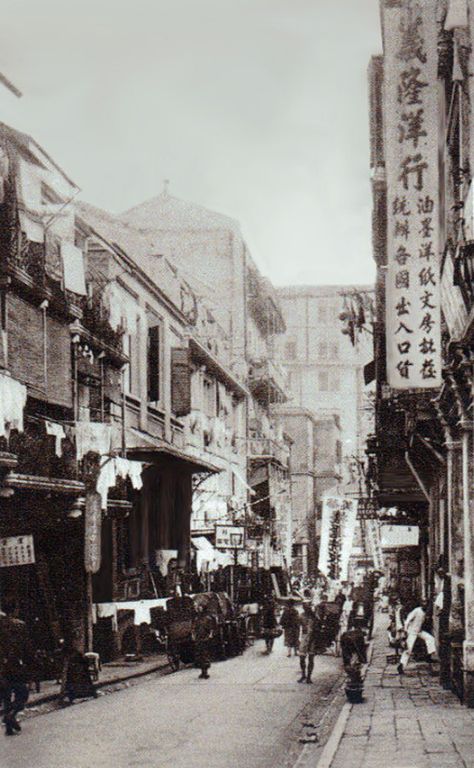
[
  {"xmin": 318, "ymin": 497, "xmax": 358, "ymax": 582},
  {"xmin": 383, "ymin": 0, "xmax": 441, "ymax": 389},
  {"xmin": 0, "ymin": 535, "xmax": 35, "ymax": 567}
]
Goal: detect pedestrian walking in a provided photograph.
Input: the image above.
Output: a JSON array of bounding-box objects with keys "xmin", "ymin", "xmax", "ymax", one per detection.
[
  {"xmin": 280, "ymin": 599, "xmax": 300, "ymax": 657},
  {"xmin": 192, "ymin": 603, "xmax": 214, "ymax": 679},
  {"xmin": 398, "ymin": 599, "xmax": 436, "ymax": 674},
  {"xmin": 298, "ymin": 601, "xmax": 318, "ymax": 684},
  {"xmin": 0, "ymin": 602, "xmax": 32, "ymax": 737},
  {"xmin": 261, "ymin": 597, "xmax": 278, "ymax": 654}
]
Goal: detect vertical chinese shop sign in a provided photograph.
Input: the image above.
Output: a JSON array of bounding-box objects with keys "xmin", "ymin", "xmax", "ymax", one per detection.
[{"xmin": 383, "ymin": 0, "xmax": 441, "ymax": 389}]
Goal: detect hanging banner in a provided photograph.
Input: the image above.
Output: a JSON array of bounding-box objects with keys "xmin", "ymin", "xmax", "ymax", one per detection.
[
  {"xmin": 318, "ymin": 497, "xmax": 358, "ymax": 582},
  {"xmin": 366, "ymin": 519, "xmax": 385, "ymax": 571},
  {"xmin": 0, "ymin": 535, "xmax": 35, "ymax": 567},
  {"xmin": 383, "ymin": 0, "xmax": 441, "ymax": 389},
  {"xmin": 84, "ymin": 492, "xmax": 102, "ymax": 574}
]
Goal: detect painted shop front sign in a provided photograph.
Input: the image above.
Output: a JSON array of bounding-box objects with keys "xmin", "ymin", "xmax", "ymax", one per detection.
[{"xmin": 383, "ymin": 0, "xmax": 441, "ymax": 389}]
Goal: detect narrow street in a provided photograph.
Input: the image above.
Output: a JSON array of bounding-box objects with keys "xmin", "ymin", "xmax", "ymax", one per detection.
[{"xmin": 3, "ymin": 640, "xmax": 344, "ymax": 768}]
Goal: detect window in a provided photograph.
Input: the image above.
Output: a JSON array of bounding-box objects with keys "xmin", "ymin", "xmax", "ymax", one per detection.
[
  {"xmin": 318, "ymin": 370, "xmax": 329, "ymax": 391},
  {"xmin": 332, "ymin": 342, "xmax": 339, "ymax": 358},
  {"xmin": 123, "ymin": 333, "xmax": 133, "ymax": 394},
  {"xmin": 318, "ymin": 342, "xmax": 328, "ymax": 358},
  {"xmin": 317, "ymin": 304, "xmax": 327, "ymax": 322},
  {"xmin": 331, "ymin": 373, "xmax": 340, "ymax": 392},
  {"xmin": 147, "ymin": 324, "xmax": 161, "ymax": 402},
  {"xmin": 285, "ymin": 340, "xmax": 297, "ymax": 359}
]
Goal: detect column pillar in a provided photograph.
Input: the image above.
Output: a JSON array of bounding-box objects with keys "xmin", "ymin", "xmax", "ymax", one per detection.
[{"xmin": 463, "ymin": 408, "xmax": 474, "ymax": 707}]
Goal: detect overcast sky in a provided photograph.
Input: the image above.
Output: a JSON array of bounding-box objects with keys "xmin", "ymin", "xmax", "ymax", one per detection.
[{"xmin": 1, "ymin": 0, "xmax": 382, "ymax": 286}]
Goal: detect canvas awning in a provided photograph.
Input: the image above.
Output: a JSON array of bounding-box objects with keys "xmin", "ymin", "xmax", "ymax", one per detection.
[{"xmin": 125, "ymin": 427, "xmax": 222, "ymax": 475}]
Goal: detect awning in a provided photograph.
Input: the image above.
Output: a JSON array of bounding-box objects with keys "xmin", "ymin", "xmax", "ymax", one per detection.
[
  {"xmin": 125, "ymin": 427, "xmax": 222, "ymax": 474},
  {"xmin": 188, "ymin": 337, "xmax": 249, "ymax": 400}
]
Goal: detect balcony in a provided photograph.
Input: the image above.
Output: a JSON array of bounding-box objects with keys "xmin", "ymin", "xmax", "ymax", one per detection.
[
  {"xmin": 248, "ymin": 358, "xmax": 288, "ymax": 405},
  {"xmin": 247, "ymin": 437, "xmax": 289, "ymax": 468},
  {"xmin": 0, "ymin": 416, "xmax": 80, "ymax": 485}
]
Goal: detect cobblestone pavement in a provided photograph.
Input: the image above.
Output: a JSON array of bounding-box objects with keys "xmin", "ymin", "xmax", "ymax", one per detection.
[
  {"xmin": 3, "ymin": 637, "xmax": 345, "ymax": 768},
  {"xmin": 331, "ymin": 618, "xmax": 474, "ymax": 768}
]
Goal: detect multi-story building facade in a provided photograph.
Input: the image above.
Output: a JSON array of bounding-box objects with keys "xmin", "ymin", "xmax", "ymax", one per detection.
[
  {"xmin": 120, "ymin": 191, "xmax": 293, "ymax": 567},
  {"xmin": 274, "ymin": 285, "xmax": 374, "ymax": 573},
  {"xmin": 0, "ymin": 124, "xmax": 128, "ymax": 655},
  {"xmin": 276, "ymin": 285, "xmax": 374, "ymax": 477},
  {"xmin": 368, "ymin": 0, "xmax": 474, "ymax": 707}
]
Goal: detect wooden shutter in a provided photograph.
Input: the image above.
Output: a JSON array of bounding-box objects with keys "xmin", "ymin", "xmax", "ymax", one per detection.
[
  {"xmin": 147, "ymin": 325, "xmax": 160, "ymax": 402},
  {"xmin": 7, "ymin": 293, "xmax": 72, "ymax": 408},
  {"xmin": 8, "ymin": 294, "xmax": 45, "ymax": 397},
  {"xmin": 46, "ymin": 315, "xmax": 72, "ymax": 408},
  {"xmin": 171, "ymin": 347, "xmax": 191, "ymax": 417}
]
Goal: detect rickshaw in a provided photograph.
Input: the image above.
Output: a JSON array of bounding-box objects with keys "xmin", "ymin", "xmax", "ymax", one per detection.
[{"xmin": 165, "ymin": 595, "xmax": 196, "ymax": 671}]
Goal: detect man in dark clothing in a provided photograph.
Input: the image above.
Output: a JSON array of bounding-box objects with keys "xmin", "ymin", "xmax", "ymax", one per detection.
[
  {"xmin": 298, "ymin": 602, "xmax": 318, "ymax": 684},
  {"xmin": 192, "ymin": 604, "xmax": 214, "ymax": 679},
  {"xmin": 261, "ymin": 598, "xmax": 277, "ymax": 654},
  {"xmin": 0, "ymin": 605, "xmax": 32, "ymax": 736}
]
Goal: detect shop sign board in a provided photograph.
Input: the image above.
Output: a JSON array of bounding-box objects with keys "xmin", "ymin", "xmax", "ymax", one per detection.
[
  {"xmin": 0, "ymin": 535, "xmax": 35, "ymax": 567},
  {"xmin": 215, "ymin": 525, "xmax": 245, "ymax": 549},
  {"xmin": 318, "ymin": 497, "xmax": 358, "ymax": 582},
  {"xmin": 84, "ymin": 491, "xmax": 102, "ymax": 574},
  {"xmin": 383, "ymin": 0, "xmax": 441, "ymax": 389}
]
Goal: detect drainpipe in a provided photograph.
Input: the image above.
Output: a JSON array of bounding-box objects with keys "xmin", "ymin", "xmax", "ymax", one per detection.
[{"xmin": 40, "ymin": 299, "xmax": 49, "ymax": 394}]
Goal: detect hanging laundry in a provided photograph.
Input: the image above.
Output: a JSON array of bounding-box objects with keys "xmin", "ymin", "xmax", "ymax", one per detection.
[
  {"xmin": 445, "ymin": 0, "xmax": 468, "ymax": 30},
  {"xmin": 74, "ymin": 421, "xmax": 112, "ymax": 461},
  {"xmin": 96, "ymin": 456, "xmax": 144, "ymax": 509},
  {"xmin": 45, "ymin": 420, "xmax": 66, "ymax": 457},
  {"xmin": 19, "ymin": 210, "xmax": 44, "ymax": 244},
  {"xmin": 96, "ymin": 458, "xmax": 117, "ymax": 510},
  {"xmin": 61, "ymin": 241, "xmax": 86, "ymax": 295},
  {"xmin": 0, "ymin": 372, "xmax": 27, "ymax": 438},
  {"xmin": 16, "ymin": 157, "xmax": 42, "ymax": 211}
]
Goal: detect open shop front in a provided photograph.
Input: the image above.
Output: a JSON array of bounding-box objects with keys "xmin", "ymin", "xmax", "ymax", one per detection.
[{"xmin": 0, "ymin": 479, "xmax": 88, "ymax": 666}]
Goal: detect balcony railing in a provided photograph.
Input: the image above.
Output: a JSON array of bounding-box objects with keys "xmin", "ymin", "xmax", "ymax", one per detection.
[
  {"xmin": 248, "ymin": 437, "xmax": 289, "ymax": 467},
  {"xmin": 248, "ymin": 358, "xmax": 288, "ymax": 405}
]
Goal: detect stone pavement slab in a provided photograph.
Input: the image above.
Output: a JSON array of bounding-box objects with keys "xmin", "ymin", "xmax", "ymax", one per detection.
[{"xmin": 327, "ymin": 617, "xmax": 474, "ymax": 768}]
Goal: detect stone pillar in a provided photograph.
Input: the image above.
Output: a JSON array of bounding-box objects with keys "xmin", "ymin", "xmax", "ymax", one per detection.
[
  {"xmin": 449, "ymin": 441, "xmax": 465, "ymax": 634},
  {"xmin": 463, "ymin": 418, "xmax": 474, "ymax": 707}
]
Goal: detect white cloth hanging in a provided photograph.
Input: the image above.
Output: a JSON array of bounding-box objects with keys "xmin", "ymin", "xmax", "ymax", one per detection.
[
  {"xmin": 445, "ymin": 0, "xmax": 468, "ymax": 29},
  {"xmin": 45, "ymin": 420, "xmax": 66, "ymax": 457},
  {"xmin": 61, "ymin": 241, "xmax": 86, "ymax": 295},
  {"xmin": 0, "ymin": 372, "xmax": 27, "ymax": 438},
  {"xmin": 74, "ymin": 422, "xmax": 112, "ymax": 461},
  {"xmin": 96, "ymin": 456, "xmax": 144, "ymax": 509}
]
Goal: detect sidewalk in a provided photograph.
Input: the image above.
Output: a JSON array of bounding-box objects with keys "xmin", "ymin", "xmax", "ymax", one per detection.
[
  {"xmin": 24, "ymin": 653, "xmax": 168, "ymax": 710},
  {"xmin": 328, "ymin": 619, "xmax": 474, "ymax": 768}
]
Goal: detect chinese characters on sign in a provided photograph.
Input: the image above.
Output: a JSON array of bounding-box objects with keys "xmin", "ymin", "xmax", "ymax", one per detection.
[
  {"xmin": 318, "ymin": 497, "xmax": 358, "ymax": 582},
  {"xmin": 215, "ymin": 525, "xmax": 245, "ymax": 549},
  {"xmin": 84, "ymin": 491, "xmax": 102, "ymax": 574},
  {"xmin": 383, "ymin": 0, "xmax": 441, "ymax": 388},
  {"xmin": 0, "ymin": 535, "xmax": 35, "ymax": 568}
]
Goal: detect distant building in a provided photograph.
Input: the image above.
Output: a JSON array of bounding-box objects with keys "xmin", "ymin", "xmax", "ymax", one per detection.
[
  {"xmin": 276, "ymin": 285, "xmax": 374, "ymax": 480},
  {"xmin": 120, "ymin": 191, "xmax": 292, "ymax": 567}
]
